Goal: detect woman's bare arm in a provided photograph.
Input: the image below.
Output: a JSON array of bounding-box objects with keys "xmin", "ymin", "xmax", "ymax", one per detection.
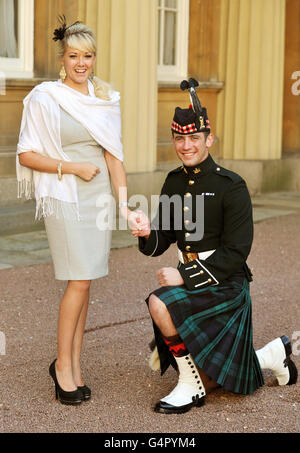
[
  {"xmin": 104, "ymin": 150, "xmax": 128, "ymax": 209},
  {"xmin": 18, "ymin": 151, "xmax": 100, "ymax": 181},
  {"xmin": 104, "ymin": 150, "xmax": 140, "ymax": 227}
]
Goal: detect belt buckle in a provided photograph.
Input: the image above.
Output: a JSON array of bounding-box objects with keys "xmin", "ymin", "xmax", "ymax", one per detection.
[{"xmin": 183, "ymin": 252, "xmax": 198, "ymax": 264}]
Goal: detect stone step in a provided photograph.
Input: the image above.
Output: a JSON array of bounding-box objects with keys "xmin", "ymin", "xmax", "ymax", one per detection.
[
  {"xmin": 0, "ymin": 202, "xmax": 44, "ymax": 236},
  {"xmin": 252, "ymin": 192, "xmax": 300, "ymax": 210},
  {"xmin": 0, "ymin": 177, "xmax": 20, "ymax": 206},
  {"xmin": 0, "ymin": 147, "xmax": 16, "ymax": 177},
  {"xmin": 0, "ymin": 176, "xmax": 43, "ymax": 235}
]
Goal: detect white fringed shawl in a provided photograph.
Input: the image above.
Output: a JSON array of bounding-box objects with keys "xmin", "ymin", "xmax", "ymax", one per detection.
[{"xmin": 16, "ymin": 79, "xmax": 123, "ymax": 219}]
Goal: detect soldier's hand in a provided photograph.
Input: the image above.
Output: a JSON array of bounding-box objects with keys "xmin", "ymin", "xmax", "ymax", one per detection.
[{"xmin": 157, "ymin": 267, "xmax": 184, "ymax": 287}]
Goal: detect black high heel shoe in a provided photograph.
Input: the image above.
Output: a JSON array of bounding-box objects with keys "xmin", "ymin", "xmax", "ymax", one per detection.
[
  {"xmin": 49, "ymin": 360, "xmax": 83, "ymax": 405},
  {"xmin": 78, "ymin": 385, "xmax": 91, "ymax": 401}
]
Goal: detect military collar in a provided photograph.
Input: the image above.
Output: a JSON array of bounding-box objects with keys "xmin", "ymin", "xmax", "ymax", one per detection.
[{"xmin": 182, "ymin": 154, "xmax": 216, "ymax": 176}]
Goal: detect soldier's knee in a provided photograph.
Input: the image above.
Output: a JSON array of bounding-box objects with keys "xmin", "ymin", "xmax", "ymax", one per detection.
[{"xmin": 148, "ymin": 294, "xmax": 167, "ymax": 321}]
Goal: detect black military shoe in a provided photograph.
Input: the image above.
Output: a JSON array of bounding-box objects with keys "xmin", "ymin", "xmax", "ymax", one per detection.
[
  {"xmin": 280, "ymin": 336, "xmax": 298, "ymax": 385},
  {"xmin": 154, "ymin": 394, "xmax": 205, "ymax": 414}
]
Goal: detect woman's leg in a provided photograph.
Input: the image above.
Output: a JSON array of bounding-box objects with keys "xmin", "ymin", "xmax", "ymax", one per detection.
[
  {"xmin": 55, "ymin": 280, "xmax": 91, "ymax": 391},
  {"xmin": 72, "ymin": 291, "xmax": 90, "ymax": 387}
]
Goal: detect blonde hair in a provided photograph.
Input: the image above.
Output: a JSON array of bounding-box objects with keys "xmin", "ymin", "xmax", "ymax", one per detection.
[{"xmin": 56, "ymin": 21, "xmax": 111, "ymax": 100}]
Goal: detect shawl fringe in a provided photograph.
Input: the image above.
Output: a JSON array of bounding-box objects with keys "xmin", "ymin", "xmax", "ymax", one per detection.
[
  {"xmin": 17, "ymin": 179, "xmax": 34, "ymax": 200},
  {"xmin": 35, "ymin": 197, "xmax": 80, "ymax": 221},
  {"xmin": 18, "ymin": 179, "xmax": 80, "ymax": 221}
]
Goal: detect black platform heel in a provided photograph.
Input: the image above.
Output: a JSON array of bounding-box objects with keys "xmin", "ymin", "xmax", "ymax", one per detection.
[{"xmin": 49, "ymin": 360, "xmax": 83, "ymax": 405}]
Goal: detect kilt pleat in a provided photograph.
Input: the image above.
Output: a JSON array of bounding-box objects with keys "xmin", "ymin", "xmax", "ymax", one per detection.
[{"xmin": 148, "ymin": 277, "xmax": 264, "ymax": 395}]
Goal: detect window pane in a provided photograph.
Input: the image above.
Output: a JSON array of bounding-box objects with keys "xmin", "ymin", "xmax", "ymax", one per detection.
[
  {"xmin": 165, "ymin": 0, "xmax": 177, "ymax": 8},
  {"xmin": 0, "ymin": 0, "xmax": 19, "ymax": 58},
  {"xmin": 163, "ymin": 11, "xmax": 176, "ymax": 65},
  {"xmin": 14, "ymin": 0, "xmax": 18, "ymax": 50}
]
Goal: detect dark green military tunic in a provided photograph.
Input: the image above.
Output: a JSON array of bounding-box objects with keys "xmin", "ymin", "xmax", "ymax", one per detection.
[{"xmin": 139, "ymin": 153, "xmax": 264, "ymax": 395}]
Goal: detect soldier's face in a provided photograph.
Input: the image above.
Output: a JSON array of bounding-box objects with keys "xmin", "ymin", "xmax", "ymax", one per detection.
[{"xmin": 172, "ymin": 133, "xmax": 212, "ymax": 167}]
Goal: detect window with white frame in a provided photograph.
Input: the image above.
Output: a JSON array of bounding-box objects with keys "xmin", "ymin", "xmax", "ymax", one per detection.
[
  {"xmin": 0, "ymin": 0, "xmax": 34, "ymax": 78},
  {"xmin": 158, "ymin": 0, "xmax": 189, "ymax": 83}
]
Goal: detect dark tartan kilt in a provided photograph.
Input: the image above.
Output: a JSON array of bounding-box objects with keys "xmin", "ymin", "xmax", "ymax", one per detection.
[{"xmin": 147, "ymin": 274, "xmax": 264, "ymax": 395}]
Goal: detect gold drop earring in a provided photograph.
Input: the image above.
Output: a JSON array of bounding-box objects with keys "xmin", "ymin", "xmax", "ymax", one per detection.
[{"xmin": 59, "ymin": 65, "xmax": 66, "ymax": 81}]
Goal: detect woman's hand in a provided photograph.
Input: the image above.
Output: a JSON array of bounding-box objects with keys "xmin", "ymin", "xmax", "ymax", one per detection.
[
  {"xmin": 121, "ymin": 209, "xmax": 147, "ymax": 232},
  {"xmin": 131, "ymin": 210, "xmax": 151, "ymax": 238},
  {"xmin": 74, "ymin": 162, "xmax": 100, "ymax": 181},
  {"xmin": 127, "ymin": 210, "xmax": 142, "ymax": 231}
]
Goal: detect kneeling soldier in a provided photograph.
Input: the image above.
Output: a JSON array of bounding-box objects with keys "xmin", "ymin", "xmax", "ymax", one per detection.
[{"xmin": 132, "ymin": 79, "xmax": 298, "ymax": 414}]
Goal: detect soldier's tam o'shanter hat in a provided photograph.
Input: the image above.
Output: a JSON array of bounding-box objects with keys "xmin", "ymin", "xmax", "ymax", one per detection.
[
  {"xmin": 171, "ymin": 106, "xmax": 210, "ymax": 135},
  {"xmin": 171, "ymin": 78, "xmax": 210, "ymax": 135}
]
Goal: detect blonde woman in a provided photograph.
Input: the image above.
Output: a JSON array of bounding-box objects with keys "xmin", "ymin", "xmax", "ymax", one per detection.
[{"xmin": 17, "ymin": 17, "xmax": 139, "ymax": 405}]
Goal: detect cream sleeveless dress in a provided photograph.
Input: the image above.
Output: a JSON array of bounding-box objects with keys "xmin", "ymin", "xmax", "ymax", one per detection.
[{"xmin": 44, "ymin": 108, "xmax": 112, "ymax": 280}]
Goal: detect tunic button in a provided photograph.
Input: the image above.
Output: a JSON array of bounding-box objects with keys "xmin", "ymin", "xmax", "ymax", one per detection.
[
  {"xmin": 183, "ymin": 206, "xmax": 189, "ymax": 212},
  {"xmin": 185, "ymin": 246, "xmax": 191, "ymax": 251},
  {"xmin": 193, "ymin": 265, "xmax": 197, "ymax": 269},
  {"xmin": 216, "ymin": 167, "xmax": 220, "ymax": 171},
  {"xmin": 185, "ymin": 232, "xmax": 190, "ymax": 238},
  {"xmin": 200, "ymin": 270, "xmax": 204, "ymax": 275},
  {"xmin": 189, "ymin": 180, "xmax": 195, "ymax": 185},
  {"xmin": 185, "ymin": 192, "xmax": 192, "ymax": 197},
  {"xmin": 207, "ymin": 278, "xmax": 212, "ymax": 283},
  {"xmin": 185, "ymin": 220, "xmax": 190, "ymax": 225}
]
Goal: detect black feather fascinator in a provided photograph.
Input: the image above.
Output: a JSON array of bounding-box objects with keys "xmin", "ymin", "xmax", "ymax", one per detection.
[
  {"xmin": 52, "ymin": 15, "xmax": 82, "ymax": 42},
  {"xmin": 53, "ymin": 15, "xmax": 68, "ymax": 41}
]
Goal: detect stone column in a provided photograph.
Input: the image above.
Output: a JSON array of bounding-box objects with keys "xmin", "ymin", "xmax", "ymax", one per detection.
[
  {"xmin": 217, "ymin": 0, "xmax": 286, "ymax": 160},
  {"xmin": 82, "ymin": 0, "xmax": 158, "ymax": 173}
]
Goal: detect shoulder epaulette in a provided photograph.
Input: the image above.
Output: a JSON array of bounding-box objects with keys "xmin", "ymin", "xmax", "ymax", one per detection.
[{"xmin": 213, "ymin": 166, "xmax": 243, "ymax": 183}]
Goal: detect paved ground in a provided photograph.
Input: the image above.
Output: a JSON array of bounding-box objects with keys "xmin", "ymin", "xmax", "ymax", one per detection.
[{"xmin": 0, "ymin": 192, "xmax": 299, "ymax": 433}]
